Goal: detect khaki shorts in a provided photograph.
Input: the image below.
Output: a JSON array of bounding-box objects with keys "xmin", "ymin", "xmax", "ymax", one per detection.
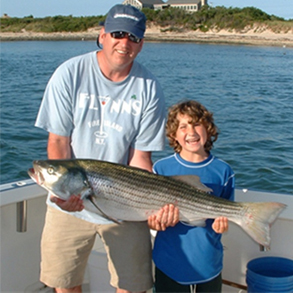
[{"xmin": 40, "ymin": 206, "xmax": 153, "ymax": 291}]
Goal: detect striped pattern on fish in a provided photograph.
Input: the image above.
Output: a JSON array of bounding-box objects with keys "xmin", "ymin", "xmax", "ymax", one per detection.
[{"xmin": 28, "ymin": 159, "xmax": 287, "ymax": 248}]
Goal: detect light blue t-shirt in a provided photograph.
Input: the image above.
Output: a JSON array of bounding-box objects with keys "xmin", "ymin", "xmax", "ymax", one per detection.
[
  {"xmin": 35, "ymin": 51, "xmax": 166, "ymax": 224},
  {"xmin": 152, "ymin": 153, "xmax": 235, "ymax": 284}
]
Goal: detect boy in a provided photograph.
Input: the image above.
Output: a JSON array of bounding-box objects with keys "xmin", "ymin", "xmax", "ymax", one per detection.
[{"xmin": 149, "ymin": 100, "xmax": 235, "ymax": 292}]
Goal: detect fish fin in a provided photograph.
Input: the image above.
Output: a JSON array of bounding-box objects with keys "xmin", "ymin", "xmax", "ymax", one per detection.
[
  {"xmin": 80, "ymin": 187, "xmax": 94, "ymax": 200},
  {"xmin": 235, "ymin": 202, "xmax": 286, "ymax": 249},
  {"xmin": 180, "ymin": 214, "xmax": 206, "ymax": 226},
  {"xmin": 87, "ymin": 195, "xmax": 121, "ymax": 224},
  {"xmin": 181, "ymin": 220, "xmax": 206, "ymax": 227},
  {"xmin": 171, "ymin": 175, "xmax": 213, "ymax": 193}
]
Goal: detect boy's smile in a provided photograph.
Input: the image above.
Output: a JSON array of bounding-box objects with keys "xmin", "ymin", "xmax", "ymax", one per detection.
[{"xmin": 185, "ymin": 137, "xmax": 200, "ymax": 144}]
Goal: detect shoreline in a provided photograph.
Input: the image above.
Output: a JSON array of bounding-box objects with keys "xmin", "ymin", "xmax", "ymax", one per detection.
[{"xmin": 1, "ymin": 26, "xmax": 293, "ymax": 47}]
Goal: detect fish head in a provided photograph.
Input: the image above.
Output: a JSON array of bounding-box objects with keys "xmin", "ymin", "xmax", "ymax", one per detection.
[{"xmin": 28, "ymin": 160, "xmax": 90, "ymax": 200}]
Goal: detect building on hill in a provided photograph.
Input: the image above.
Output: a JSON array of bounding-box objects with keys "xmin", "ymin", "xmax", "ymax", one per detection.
[
  {"xmin": 1, "ymin": 13, "xmax": 11, "ymax": 18},
  {"xmin": 122, "ymin": 0, "xmax": 207, "ymax": 12},
  {"xmin": 154, "ymin": 0, "xmax": 207, "ymax": 12},
  {"xmin": 122, "ymin": 0, "xmax": 165, "ymax": 10}
]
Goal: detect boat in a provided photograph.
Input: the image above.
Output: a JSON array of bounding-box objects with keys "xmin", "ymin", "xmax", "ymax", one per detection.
[{"xmin": 1, "ymin": 179, "xmax": 292, "ymax": 292}]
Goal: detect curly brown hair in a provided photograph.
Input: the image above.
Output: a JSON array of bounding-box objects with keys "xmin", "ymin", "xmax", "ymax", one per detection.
[{"xmin": 166, "ymin": 100, "xmax": 219, "ymax": 153}]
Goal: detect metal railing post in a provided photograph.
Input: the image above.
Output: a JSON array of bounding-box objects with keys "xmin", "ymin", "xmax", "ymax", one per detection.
[{"xmin": 17, "ymin": 200, "xmax": 27, "ymax": 232}]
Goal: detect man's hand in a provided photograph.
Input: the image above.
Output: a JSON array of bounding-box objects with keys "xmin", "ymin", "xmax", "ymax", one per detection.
[
  {"xmin": 148, "ymin": 204, "xmax": 179, "ymax": 231},
  {"xmin": 50, "ymin": 194, "xmax": 84, "ymax": 212},
  {"xmin": 212, "ymin": 216, "xmax": 229, "ymax": 234}
]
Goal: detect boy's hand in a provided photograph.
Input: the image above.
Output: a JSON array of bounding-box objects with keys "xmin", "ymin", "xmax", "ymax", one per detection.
[
  {"xmin": 212, "ymin": 216, "xmax": 229, "ymax": 233},
  {"xmin": 148, "ymin": 204, "xmax": 179, "ymax": 231}
]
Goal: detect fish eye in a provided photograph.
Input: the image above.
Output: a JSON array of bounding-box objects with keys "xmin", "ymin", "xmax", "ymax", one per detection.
[{"xmin": 47, "ymin": 167, "xmax": 54, "ymax": 175}]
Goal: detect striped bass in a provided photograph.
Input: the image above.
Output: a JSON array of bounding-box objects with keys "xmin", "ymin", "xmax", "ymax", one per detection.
[{"xmin": 28, "ymin": 159, "xmax": 286, "ymax": 248}]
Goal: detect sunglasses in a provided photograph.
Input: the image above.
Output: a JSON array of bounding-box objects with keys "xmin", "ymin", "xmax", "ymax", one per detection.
[{"xmin": 110, "ymin": 31, "xmax": 142, "ymax": 44}]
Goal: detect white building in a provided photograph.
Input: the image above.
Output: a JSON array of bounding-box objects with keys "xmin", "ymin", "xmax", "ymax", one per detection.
[
  {"xmin": 122, "ymin": 0, "xmax": 165, "ymax": 10},
  {"xmin": 122, "ymin": 0, "xmax": 208, "ymax": 12}
]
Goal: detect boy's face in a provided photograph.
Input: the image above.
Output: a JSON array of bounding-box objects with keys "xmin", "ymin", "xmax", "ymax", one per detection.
[{"xmin": 175, "ymin": 114, "xmax": 208, "ymax": 161}]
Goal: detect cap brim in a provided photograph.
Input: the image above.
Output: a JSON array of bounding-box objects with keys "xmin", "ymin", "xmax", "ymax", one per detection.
[{"xmin": 105, "ymin": 22, "xmax": 144, "ymax": 38}]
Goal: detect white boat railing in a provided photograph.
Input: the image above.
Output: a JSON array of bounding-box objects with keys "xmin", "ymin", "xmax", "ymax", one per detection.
[{"xmin": 0, "ymin": 179, "xmax": 44, "ymax": 206}]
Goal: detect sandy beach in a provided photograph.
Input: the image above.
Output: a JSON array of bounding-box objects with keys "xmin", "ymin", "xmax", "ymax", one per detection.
[{"xmin": 1, "ymin": 24, "xmax": 293, "ymax": 47}]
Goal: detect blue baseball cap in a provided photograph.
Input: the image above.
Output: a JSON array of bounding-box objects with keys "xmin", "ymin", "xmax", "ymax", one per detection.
[{"xmin": 104, "ymin": 4, "xmax": 146, "ymax": 39}]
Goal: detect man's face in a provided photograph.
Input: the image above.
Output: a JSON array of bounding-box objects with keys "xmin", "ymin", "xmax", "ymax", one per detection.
[{"xmin": 99, "ymin": 27, "xmax": 144, "ymax": 71}]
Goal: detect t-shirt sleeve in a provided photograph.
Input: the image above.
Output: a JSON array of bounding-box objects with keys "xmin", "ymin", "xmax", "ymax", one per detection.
[
  {"xmin": 35, "ymin": 64, "xmax": 73, "ymax": 137},
  {"xmin": 131, "ymin": 79, "xmax": 166, "ymax": 151}
]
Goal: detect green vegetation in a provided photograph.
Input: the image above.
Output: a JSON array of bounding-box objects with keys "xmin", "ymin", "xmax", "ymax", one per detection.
[
  {"xmin": 1, "ymin": 6, "xmax": 292, "ymax": 33},
  {"xmin": 142, "ymin": 6, "xmax": 293, "ymax": 32},
  {"xmin": 0, "ymin": 14, "xmax": 106, "ymax": 33}
]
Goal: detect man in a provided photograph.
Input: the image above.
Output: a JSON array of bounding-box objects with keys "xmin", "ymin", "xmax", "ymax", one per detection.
[{"xmin": 35, "ymin": 4, "xmax": 178, "ymax": 293}]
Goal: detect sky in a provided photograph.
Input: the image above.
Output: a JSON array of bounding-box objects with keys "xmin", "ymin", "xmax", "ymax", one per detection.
[{"xmin": 0, "ymin": 0, "xmax": 292, "ymax": 20}]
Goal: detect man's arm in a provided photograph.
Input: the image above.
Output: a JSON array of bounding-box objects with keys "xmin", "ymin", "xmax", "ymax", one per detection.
[
  {"xmin": 47, "ymin": 132, "xmax": 71, "ymax": 159},
  {"xmin": 47, "ymin": 132, "xmax": 84, "ymax": 212},
  {"xmin": 128, "ymin": 147, "xmax": 152, "ymax": 172}
]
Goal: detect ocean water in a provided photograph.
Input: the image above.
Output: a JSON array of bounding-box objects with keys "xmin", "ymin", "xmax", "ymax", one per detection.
[{"xmin": 1, "ymin": 41, "xmax": 293, "ymax": 195}]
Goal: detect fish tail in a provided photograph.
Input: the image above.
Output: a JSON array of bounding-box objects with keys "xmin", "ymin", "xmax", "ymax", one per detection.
[{"xmin": 238, "ymin": 202, "xmax": 286, "ymax": 249}]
